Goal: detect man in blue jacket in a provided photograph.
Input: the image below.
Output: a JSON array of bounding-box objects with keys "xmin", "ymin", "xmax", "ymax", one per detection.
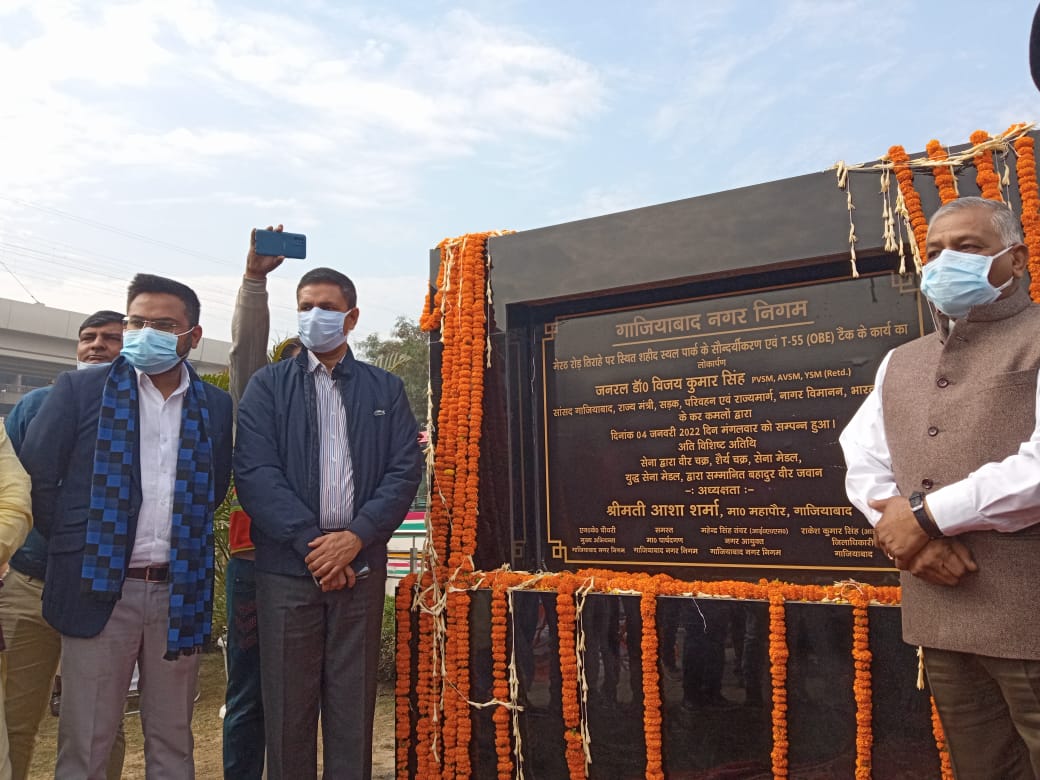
[
  {"xmin": 235, "ymin": 267, "xmax": 422, "ymax": 780},
  {"xmin": 20, "ymin": 274, "xmax": 233, "ymax": 779}
]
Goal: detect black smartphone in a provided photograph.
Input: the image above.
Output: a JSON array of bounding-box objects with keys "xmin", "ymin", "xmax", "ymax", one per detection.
[
  {"xmin": 311, "ymin": 562, "xmax": 370, "ymax": 588},
  {"xmin": 254, "ymin": 229, "xmax": 307, "ymax": 259}
]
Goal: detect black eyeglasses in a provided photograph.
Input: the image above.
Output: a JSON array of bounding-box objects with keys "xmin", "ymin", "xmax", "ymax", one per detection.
[{"xmin": 122, "ymin": 317, "xmax": 190, "ymax": 334}]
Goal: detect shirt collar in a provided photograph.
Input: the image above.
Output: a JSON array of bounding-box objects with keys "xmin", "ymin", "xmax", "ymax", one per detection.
[
  {"xmin": 306, "ymin": 349, "xmax": 348, "ymax": 374},
  {"xmin": 306, "ymin": 350, "xmax": 325, "ymax": 374},
  {"xmin": 135, "ymin": 362, "xmax": 190, "ymax": 397}
]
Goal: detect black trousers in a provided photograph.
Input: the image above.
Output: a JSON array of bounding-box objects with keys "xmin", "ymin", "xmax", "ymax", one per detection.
[{"xmin": 255, "ymin": 567, "xmax": 385, "ymax": 780}]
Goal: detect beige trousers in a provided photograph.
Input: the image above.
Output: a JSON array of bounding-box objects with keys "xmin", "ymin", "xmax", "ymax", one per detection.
[
  {"xmin": 56, "ymin": 579, "xmax": 198, "ymax": 780},
  {"xmin": 0, "ymin": 569, "xmax": 125, "ymax": 780}
]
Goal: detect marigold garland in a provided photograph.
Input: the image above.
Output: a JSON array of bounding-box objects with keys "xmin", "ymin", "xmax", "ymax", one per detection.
[
  {"xmin": 422, "ymin": 232, "xmax": 508, "ymax": 575},
  {"xmin": 490, "ymin": 582, "xmax": 513, "ymax": 779},
  {"xmin": 971, "ymin": 130, "xmax": 1004, "ymax": 201},
  {"xmin": 414, "ymin": 230, "xmax": 511, "ymax": 780},
  {"xmin": 768, "ymin": 585, "xmax": 790, "ymax": 779},
  {"xmin": 395, "ymin": 575, "xmax": 416, "ymax": 777},
  {"xmin": 441, "ymin": 587, "xmax": 472, "ymax": 778},
  {"xmin": 640, "ymin": 584, "xmax": 664, "ymax": 780},
  {"xmin": 555, "ymin": 577, "xmax": 585, "ymax": 779},
  {"xmin": 453, "ymin": 237, "xmax": 486, "ymax": 571},
  {"xmin": 850, "ymin": 595, "xmax": 872, "ymax": 779},
  {"xmin": 931, "ymin": 697, "xmax": 954, "ymax": 780},
  {"xmin": 1014, "ymin": 133, "xmax": 1040, "ymax": 301},
  {"xmin": 455, "ymin": 587, "xmax": 472, "ymax": 779},
  {"xmin": 888, "ymin": 145, "xmax": 928, "ymax": 267},
  {"xmin": 440, "ymin": 588, "xmax": 460, "ymax": 779},
  {"xmin": 842, "ymin": 126, "xmax": 1034, "ymax": 275},
  {"xmin": 428, "ymin": 240, "xmax": 457, "ymax": 568},
  {"xmin": 419, "ymin": 246, "xmax": 449, "ymax": 332},
  {"xmin": 926, "ymin": 140, "xmax": 958, "ymax": 205},
  {"xmin": 414, "ymin": 589, "xmax": 436, "ymax": 779}
]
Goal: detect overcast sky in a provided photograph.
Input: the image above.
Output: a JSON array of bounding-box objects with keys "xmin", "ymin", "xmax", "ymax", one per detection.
[{"xmin": 1, "ymin": 0, "xmax": 1037, "ymax": 347}]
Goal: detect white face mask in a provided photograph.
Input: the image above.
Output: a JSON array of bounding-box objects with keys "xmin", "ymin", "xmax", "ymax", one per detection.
[
  {"xmin": 919, "ymin": 246, "xmax": 1015, "ymax": 318},
  {"xmin": 298, "ymin": 308, "xmax": 353, "ymax": 353},
  {"xmin": 77, "ymin": 360, "xmax": 112, "ymax": 370}
]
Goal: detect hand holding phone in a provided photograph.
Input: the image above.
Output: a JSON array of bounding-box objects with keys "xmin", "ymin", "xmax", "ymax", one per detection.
[
  {"xmin": 246, "ymin": 225, "xmax": 288, "ymax": 280},
  {"xmin": 254, "ymin": 228, "xmax": 307, "ymax": 259}
]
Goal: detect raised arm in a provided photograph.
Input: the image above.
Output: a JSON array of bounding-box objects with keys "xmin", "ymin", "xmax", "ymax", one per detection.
[{"xmin": 229, "ymin": 225, "xmax": 285, "ymax": 411}]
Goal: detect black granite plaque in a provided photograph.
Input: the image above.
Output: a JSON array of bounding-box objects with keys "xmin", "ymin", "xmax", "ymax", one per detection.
[
  {"xmin": 868, "ymin": 606, "xmax": 941, "ymax": 777},
  {"xmin": 785, "ymin": 603, "xmax": 857, "ymax": 777},
  {"xmin": 540, "ymin": 272, "xmax": 924, "ymax": 577},
  {"xmin": 454, "ymin": 595, "xmax": 944, "ymax": 779}
]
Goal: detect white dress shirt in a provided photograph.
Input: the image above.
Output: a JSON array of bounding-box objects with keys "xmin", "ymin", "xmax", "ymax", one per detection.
[
  {"xmin": 840, "ymin": 350, "xmax": 1040, "ymax": 536},
  {"xmin": 129, "ymin": 365, "xmax": 189, "ymax": 567},
  {"xmin": 308, "ymin": 351, "xmax": 355, "ymax": 531}
]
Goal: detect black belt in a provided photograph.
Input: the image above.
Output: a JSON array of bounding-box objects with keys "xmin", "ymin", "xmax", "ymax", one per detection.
[{"xmin": 125, "ymin": 565, "xmax": 169, "ymax": 583}]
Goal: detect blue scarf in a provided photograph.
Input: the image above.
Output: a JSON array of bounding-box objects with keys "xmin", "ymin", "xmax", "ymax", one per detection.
[{"xmin": 82, "ymin": 356, "xmax": 215, "ymax": 659}]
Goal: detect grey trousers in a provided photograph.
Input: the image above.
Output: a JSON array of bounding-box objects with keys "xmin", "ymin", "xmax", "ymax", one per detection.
[
  {"xmin": 255, "ymin": 568, "xmax": 385, "ymax": 780},
  {"xmin": 925, "ymin": 647, "xmax": 1040, "ymax": 780},
  {"xmin": 55, "ymin": 579, "xmax": 200, "ymax": 780}
]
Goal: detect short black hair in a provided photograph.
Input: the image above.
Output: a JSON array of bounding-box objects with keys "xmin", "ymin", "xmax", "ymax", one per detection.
[
  {"xmin": 126, "ymin": 274, "xmax": 201, "ymax": 326},
  {"xmin": 78, "ymin": 310, "xmax": 124, "ymax": 335},
  {"xmin": 296, "ymin": 268, "xmax": 357, "ymax": 309}
]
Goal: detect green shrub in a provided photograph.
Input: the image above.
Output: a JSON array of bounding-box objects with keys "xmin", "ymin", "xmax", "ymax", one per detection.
[
  {"xmin": 210, "ymin": 493, "xmax": 231, "ymax": 640},
  {"xmin": 378, "ymin": 595, "xmax": 396, "ymax": 682}
]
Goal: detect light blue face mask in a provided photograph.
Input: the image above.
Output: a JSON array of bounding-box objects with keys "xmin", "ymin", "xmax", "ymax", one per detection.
[
  {"xmin": 919, "ymin": 246, "xmax": 1015, "ymax": 318},
  {"xmin": 77, "ymin": 361, "xmax": 112, "ymax": 371},
  {"xmin": 298, "ymin": 308, "xmax": 353, "ymax": 353},
  {"xmin": 120, "ymin": 327, "xmax": 188, "ymax": 374}
]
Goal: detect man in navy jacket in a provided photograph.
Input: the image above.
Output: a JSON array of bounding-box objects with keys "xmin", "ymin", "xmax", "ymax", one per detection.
[
  {"xmin": 234, "ymin": 266, "xmax": 421, "ymax": 780},
  {"xmin": 20, "ymin": 274, "xmax": 232, "ymax": 779}
]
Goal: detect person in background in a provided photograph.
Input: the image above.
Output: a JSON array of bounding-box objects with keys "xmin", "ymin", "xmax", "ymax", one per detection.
[
  {"xmin": 235, "ymin": 265, "xmax": 422, "ymax": 780},
  {"xmin": 0, "ymin": 310, "xmax": 127, "ymax": 780},
  {"xmin": 4, "ymin": 310, "xmax": 125, "ymax": 448},
  {"xmin": 0, "ymin": 425, "xmax": 33, "ymax": 780},
  {"xmin": 222, "ymin": 224, "xmax": 300, "ymax": 779},
  {"xmin": 20, "ymin": 275, "xmax": 232, "ymax": 779}
]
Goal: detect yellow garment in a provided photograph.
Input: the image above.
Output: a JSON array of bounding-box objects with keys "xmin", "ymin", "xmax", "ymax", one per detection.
[{"xmin": 0, "ymin": 427, "xmax": 31, "ymax": 566}]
